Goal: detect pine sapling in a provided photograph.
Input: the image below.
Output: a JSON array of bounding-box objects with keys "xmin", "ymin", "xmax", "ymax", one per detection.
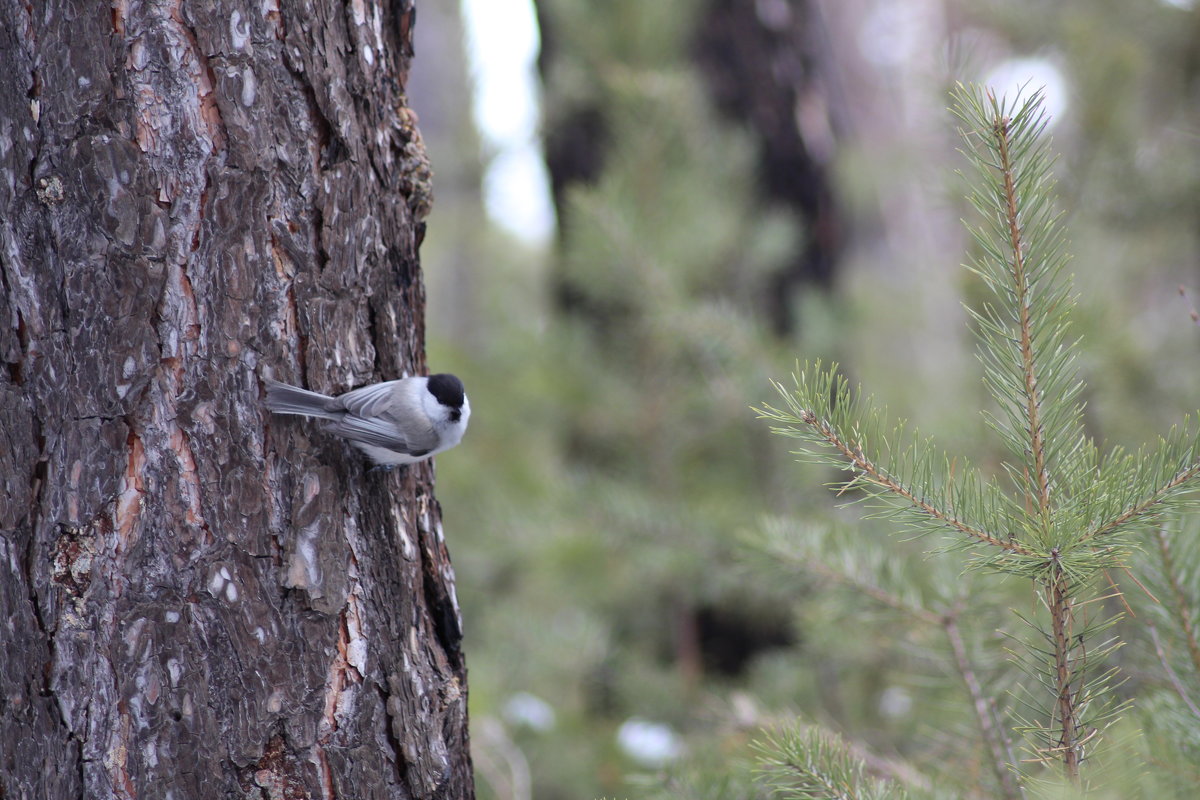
[{"xmin": 757, "ymin": 84, "xmax": 1200, "ymax": 790}]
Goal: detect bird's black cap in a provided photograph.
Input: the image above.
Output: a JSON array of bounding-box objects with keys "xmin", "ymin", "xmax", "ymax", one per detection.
[{"xmin": 426, "ymin": 373, "xmax": 465, "ymax": 409}]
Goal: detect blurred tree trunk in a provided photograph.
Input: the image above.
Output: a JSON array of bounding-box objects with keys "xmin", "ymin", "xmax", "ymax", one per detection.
[
  {"xmin": 536, "ymin": 0, "xmax": 844, "ymax": 334},
  {"xmin": 694, "ymin": 0, "xmax": 844, "ymax": 335},
  {"xmin": 0, "ymin": 1, "xmax": 472, "ymax": 798},
  {"xmin": 533, "ymin": 3, "xmax": 611, "ymax": 324}
]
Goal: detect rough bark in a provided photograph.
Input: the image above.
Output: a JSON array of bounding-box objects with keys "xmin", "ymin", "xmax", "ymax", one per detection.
[{"xmin": 0, "ymin": 1, "xmax": 471, "ymax": 798}]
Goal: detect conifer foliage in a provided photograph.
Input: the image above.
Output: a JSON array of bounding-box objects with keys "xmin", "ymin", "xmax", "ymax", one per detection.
[{"xmin": 755, "ymin": 85, "xmax": 1200, "ymax": 795}]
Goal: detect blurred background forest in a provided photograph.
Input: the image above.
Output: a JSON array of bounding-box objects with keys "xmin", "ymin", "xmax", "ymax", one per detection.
[{"xmin": 405, "ymin": 0, "xmax": 1200, "ymax": 797}]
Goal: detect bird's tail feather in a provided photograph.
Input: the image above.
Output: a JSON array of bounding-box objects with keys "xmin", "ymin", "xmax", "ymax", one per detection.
[{"xmin": 264, "ymin": 379, "xmax": 340, "ymax": 419}]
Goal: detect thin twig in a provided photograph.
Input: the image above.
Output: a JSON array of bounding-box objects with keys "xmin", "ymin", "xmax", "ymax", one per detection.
[
  {"xmin": 1155, "ymin": 527, "xmax": 1200, "ymax": 675},
  {"xmin": 1119, "ymin": 566, "xmax": 1161, "ymax": 607},
  {"xmin": 1148, "ymin": 624, "xmax": 1200, "ymax": 720},
  {"xmin": 794, "ymin": 551, "xmax": 942, "ymax": 627},
  {"xmin": 843, "ymin": 738, "xmax": 934, "ymax": 794},
  {"xmin": 1099, "ymin": 569, "xmax": 1136, "ymax": 619},
  {"xmin": 945, "ymin": 617, "xmax": 1025, "ymax": 800}
]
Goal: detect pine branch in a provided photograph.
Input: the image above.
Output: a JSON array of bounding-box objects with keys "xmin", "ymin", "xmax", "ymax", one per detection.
[
  {"xmin": 747, "ymin": 518, "xmax": 943, "ymax": 626},
  {"xmin": 758, "ymin": 366, "xmax": 1030, "ymax": 557},
  {"xmin": 995, "ymin": 105, "xmax": 1052, "ymax": 520},
  {"xmin": 799, "ymin": 408, "xmax": 1021, "ymax": 554},
  {"xmin": 953, "ymin": 85, "xmax": 1139, "ymax": 781},
  {"xmin": 1153, "ymin": 527, "xmax": 1200, "ymax": 677},
  {"xmin": 759, "ymin": 83, "xmax": 1200, "ymax": 788},
  {"xmin": 1082, "ymin": 445, "xmax": 1200, "ymax": 544},
  {"xmin": 749, "ymin": 520, "xmax": 1023, "ymax": 798},
  {"xmin": 752, "ymin": 725, "xmax": 911, "ymax": 800},
  {"xmin": 954, "ymin": 83, "xmax": 1086, "ymax": 509}
]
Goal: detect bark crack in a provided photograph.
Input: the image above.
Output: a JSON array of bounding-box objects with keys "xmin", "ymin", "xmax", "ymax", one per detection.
[
  {"xmin": 416, "ymin": 508, "xmax": 463, "ymax": 671},
  {"xmin": 22, "ymin": 0, "xmax": 42, "ymax": 185},
  {"xmin": 21, "ymin": 515, "xmax": 51, "ymax": 662},
  {"xmin": 376, "ymin": 681, "xmax": 407, "ymax": 784}
]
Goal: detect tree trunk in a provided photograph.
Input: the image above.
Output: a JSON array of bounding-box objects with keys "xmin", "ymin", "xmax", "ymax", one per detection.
[
  {"xmin": 693, "ymin": 0, "xmax": 844, "ymax": 335},
  {"xmin": 0, "ymin": 1, "xmax": 472, "ymax": 798}
]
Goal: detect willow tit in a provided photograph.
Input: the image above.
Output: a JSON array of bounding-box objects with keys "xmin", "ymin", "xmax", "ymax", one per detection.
[{"xmin": 264, "ymin": 374, "xmax": 470, "ymax": 468}]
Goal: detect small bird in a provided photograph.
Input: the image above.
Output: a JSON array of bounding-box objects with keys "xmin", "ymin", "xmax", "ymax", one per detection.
[{"xmin": 264, "ymin": 374, "xmax": 470, "ymax": 468}]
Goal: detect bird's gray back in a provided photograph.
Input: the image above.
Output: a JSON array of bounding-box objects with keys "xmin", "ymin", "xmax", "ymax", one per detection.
[{"xmin": 329, "ymin": 380, "xmax": 440, "ymax": 455}]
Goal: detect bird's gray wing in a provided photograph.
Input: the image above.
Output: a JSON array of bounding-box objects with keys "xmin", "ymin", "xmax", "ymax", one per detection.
[
  {"xmin": 334, "ymin": 380, "xmax": 409, "ymax": 419},
  {"xmin": 327, "ymin": 411, "xmax": 439, "ymax": 456}
]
